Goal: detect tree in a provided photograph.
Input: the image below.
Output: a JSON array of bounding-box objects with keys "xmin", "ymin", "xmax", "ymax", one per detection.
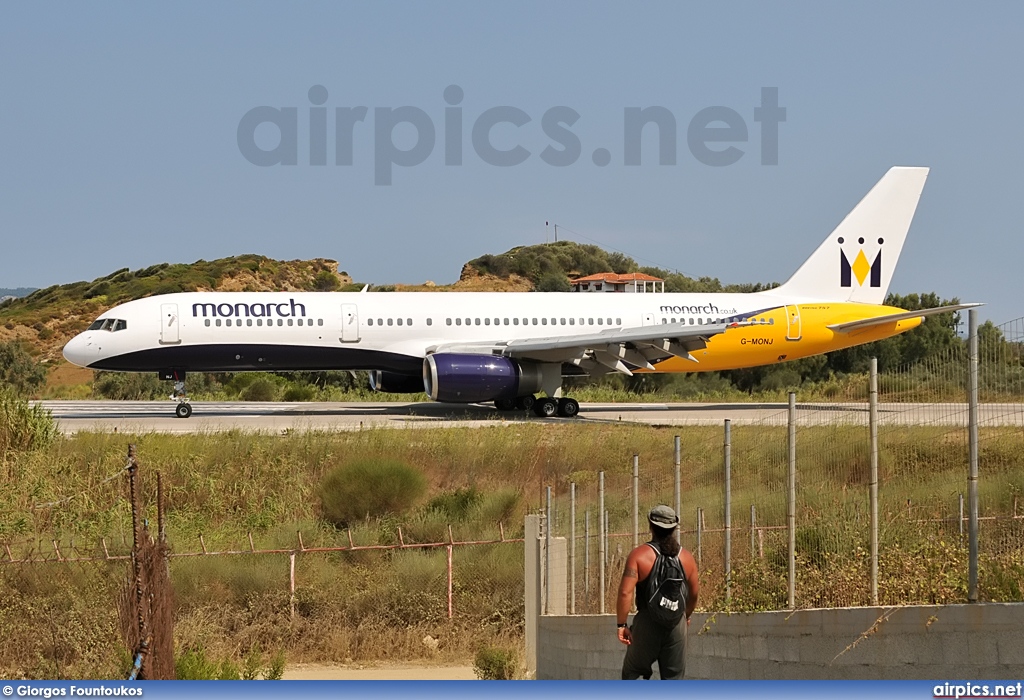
[{"xmin": 536, "ymin": 273, "xmax": 571, "ymax": 292}]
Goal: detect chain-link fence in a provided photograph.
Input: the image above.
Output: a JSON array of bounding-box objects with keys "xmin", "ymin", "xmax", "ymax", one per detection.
[{"xmin": 544, "ymin": 314, "xmax": 1024, "ymax": 615}]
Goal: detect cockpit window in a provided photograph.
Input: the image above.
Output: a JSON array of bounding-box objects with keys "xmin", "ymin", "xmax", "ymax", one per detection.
[{"xmin": 88, "ymin": 318, "xmax": 126, "ymax": 332}]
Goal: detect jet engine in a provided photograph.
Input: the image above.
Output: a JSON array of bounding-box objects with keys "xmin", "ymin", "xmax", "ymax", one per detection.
[{"xmin": 423, "ymin": 353, "xmax": 543, "ymax": 403}]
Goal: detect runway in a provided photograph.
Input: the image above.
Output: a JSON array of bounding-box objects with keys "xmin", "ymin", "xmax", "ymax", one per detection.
[{"xmin": 35, "ymin": 400, "xmax": 1024, "ymax": 434}]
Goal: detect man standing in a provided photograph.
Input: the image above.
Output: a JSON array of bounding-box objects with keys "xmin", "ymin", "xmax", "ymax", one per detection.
[{"xmin": 616, "ymin": 505, "xmax": 700, "ymax": 680}]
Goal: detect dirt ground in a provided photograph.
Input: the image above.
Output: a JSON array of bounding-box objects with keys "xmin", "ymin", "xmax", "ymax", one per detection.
[{"xmin": 283, "ymin": 662, "xmax": 477, "ymax": 680}]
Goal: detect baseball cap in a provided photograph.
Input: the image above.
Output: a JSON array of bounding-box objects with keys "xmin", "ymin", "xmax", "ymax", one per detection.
[{"xmin": 648, "ymin": 505, "xmax": 679, "ymax": 530}]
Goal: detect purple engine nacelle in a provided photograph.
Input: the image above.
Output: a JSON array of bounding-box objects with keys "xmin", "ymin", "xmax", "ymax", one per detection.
[{"xmin": 423, "ymin": 354, "xmax": 543, "ymax": 403}]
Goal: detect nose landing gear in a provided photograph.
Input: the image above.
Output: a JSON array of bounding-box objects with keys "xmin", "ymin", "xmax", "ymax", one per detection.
[{"xmin": 161, "ymin": 369, "xmax": 193, "ymax": 419}]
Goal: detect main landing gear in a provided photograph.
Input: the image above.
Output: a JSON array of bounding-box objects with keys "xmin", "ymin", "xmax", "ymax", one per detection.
[{"xmin": 494, "ymin": 395, "xmax": 579, "ymax": 419}]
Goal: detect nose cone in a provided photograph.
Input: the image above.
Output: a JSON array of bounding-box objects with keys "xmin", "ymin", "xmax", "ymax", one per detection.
[{"xmin": 62, "ymin": 333, "xmax": 95, "ymax": 368}]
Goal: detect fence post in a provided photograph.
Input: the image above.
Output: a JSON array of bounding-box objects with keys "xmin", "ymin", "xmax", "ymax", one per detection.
[
  {"xmin": 598, "ymin": 471, "xmax": 606, "ymax": 615},
  {"xmin": 959, "ymin": 493, "xmax": 965, "ymax": 539},
  {"xmin": 632, "ymin": 454, "xmax": 640, "ymax": 550},
  {"xmin": 570, "ymin": 482, "xmax": 576, "ymax": 615},
  {"xmin": 788, "ymin": 392, "xmax": 797, "ymax": 610},
  {"xmin": 723, "ymin": 419, "xmax": 732, "ymax": 605},
  {"xmin": 127, "ymin": 444, "xmax": 149, "ymax": 679},
  {"xmin": 968, "ymin": 308, "xmax": 980, "ymax": 603},
  {"xmin": 545, "ymin": 486, "xmax": 552, "ymax": 615},
  {"xmin": 870, "ymin": 358, "xmax": 879, "ymax": 606},
  {"xmin": 674, "ymin": 435, "xmax": 682, "ymax": 524}
]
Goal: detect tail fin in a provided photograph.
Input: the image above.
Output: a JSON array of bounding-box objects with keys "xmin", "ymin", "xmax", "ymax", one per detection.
[{"xmin": 774, "ymin": 166, "xmax": 929, "ymax": 304}]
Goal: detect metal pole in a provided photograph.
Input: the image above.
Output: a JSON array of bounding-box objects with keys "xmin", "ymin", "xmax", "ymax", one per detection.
[
  {"xmin": 545, "ymin": 486, "xmax": 552, "ymax": 615},
  {"xmin": 598, "ymin": 472, "xmax": 606, "ymax": 615},
  {"xmin": 723, "ymin": 419, "xmax": 732, "ymax": 604},
  {"xmin": 632, "ymin": 454, "xmax": 640, "ymax": 549},
  {"xmin": 570, "ymin": 482, "xmax": 576, "ymax": 615},
  {"xmin": 674, "ymin": 435, "xmax": 682, "ymax": 524},
  {"xmin": 968, "ymin": 308, "xmax": 980, "ymax": 603},
  {"xmin": 870, "ymin": 358, "xmax": 879, "ymax": 606},
  {"xmin": 788, "ymin": 392, "xmax": 797, "ymax": 610}
]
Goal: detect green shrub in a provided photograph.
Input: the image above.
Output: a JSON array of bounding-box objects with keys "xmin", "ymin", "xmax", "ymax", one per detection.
[
  {"xmin": 240, "ymin": 377, "xmax": 279, "ymax": 402},
  {"xmin": 282, "ymin": 384, "xmax": 316, "ymax": 402},
  {"xmin": 0, "ymin": 387, "xmax": 58, "ymax": 454},
  {"xmin": 319, "ymin": 459, "xmax": 427, "ymax": 526},
  {"xmin": 474, "ymin": 645, "xmax": 519, "ymax": 680},
  {"xmin": 0, "ymin": 341, "xmax": 47, "ymax": 395},
  {"xmin": 427, "ymin": 487, "xmax": 481, "ymax": 521},
  {"xmin": 92, "ymin": 371, "xmax": 167, "ymax": 400}
]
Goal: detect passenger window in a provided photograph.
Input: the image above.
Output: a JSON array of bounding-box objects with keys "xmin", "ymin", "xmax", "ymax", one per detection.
[
  {"xmin": 387, "ymin": 318, "xmax": 393, "ymax": 326},
  {"xmin": 456, "ymin": 318, "xmax": 462, "ymax": 326},
  {"xmin": 277, "ymin": 319, "xmax": 283, "ymax": 326},
  {"xmin": 513, "ymin": 318, "xmax": 519, "ymax": 326},
  {"xmin": 465, "ymin": 318, "xmax": 471, "ymax": 326},
  {"xmin": 287, "ymin": 319, "xmax": 293, "ymax": 326},
  {"xmin": 257, "ymin": 319, "xmax": 263, "ymax": 326},
  {"xmin": 598, "ymin": 318, "xmax": 603, "ymax": 325},
  {"xmin": 407, "ymin": 318, "xmax": 412, "ymax": 326},
  {"xmin": 246, "ymin": 319, "xmax": 252, "ymax": 327},
  {"xmin": 397, "ymin": 318, "xmax": 403, "ymax": 326},
  {"xmin": 588, "ymin": 318, "xmax": 593, "ymax": 325},
  {"xmin": 475, "ymin": 318, "xmax": 481, "ymax": 325},
  {"xmin": 569, "ymin": 318, "xmax": 575, "ymax": 325},
  {"xmin": 318, "ymin": 319, "xmax": 323, "ymax": 326},
  {"xmin": 216, "ymin": 319, "xmax": 222, "ymax": 327},
  {"xmin": 542, "ymin": 318, "xmax": 547, "ymax": 325},
  {"xmin": 368, "ymin": 319, "xmax": 374, "ymax": 326},
  {"xmin": 484, "ymin": 318, "xmax": 491, "ymax": 326},
  {"xmin": 446, "ymin": 318, "xmax": 452, "ymax": 326},
  {"xmin": 607, "ymin": 318, "xmax": 612, "ymax": 325},
  {"xmin": 204, "ymin": 319, "xmax": 210, "ymax": 327},
  {"xmin": 617, "ymin": 318, "xmax": 621, "ymax": 325},
  {"xmin": 560, "ymin": 318, "xmax": 565, "ymax": 325}
]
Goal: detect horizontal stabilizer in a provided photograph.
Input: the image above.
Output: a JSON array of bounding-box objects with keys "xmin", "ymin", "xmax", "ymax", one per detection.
[{"xmin": 827, "ymin": 303, "xmax": 983, "ymax": 333}]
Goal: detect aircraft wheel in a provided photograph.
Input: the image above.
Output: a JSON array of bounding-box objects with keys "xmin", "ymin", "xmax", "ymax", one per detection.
[
  {"xmin": 557, "ymin": 398, "xmax": 580, "ymax": 418},
  {"xmin": 175, "ymin": 402, "xmax": 193, "ymax": 419},
  {"xmin": 494, "ymin": 397, "xmax": 516, "ymax": 411},
  {"xmin": 533, "ymin": 397, "xmax": 559, "ymax": 418},
  {"xmin": 515, "ymin": 395, "xmax": 536, "ymax": 411}
]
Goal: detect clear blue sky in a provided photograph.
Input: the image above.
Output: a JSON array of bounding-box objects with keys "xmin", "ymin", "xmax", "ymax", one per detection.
[{"xmin": 1, "ymin": 2, "xmax": 1020, "ymax": 322}]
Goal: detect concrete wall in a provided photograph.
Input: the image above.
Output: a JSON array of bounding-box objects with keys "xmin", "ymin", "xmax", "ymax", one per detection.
[{"xmin": 536, "ymin": 604, "xmax": 1024, "ymax": 680}]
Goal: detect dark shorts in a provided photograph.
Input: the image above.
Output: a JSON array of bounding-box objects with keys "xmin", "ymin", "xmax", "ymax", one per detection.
[{"xmin": 621, "ymin": 609, "xmax": 686, "ymax": 680}]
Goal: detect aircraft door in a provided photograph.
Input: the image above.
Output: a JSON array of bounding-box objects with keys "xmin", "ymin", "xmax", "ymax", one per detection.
[
  {"xmin": 340, "ymin": 304, "xmax": 360, "ymax": 342},
  {"xmin": 785, "ymin": 305, "xmax": 802, "ymax": 341},
  {"xmin": 160, "ymin": 303, "xmax": 180, "ymax": 344}
]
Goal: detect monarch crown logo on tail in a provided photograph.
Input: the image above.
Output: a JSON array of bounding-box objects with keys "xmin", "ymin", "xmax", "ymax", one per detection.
[{"xmin": 839, "ymin": 236, "xmax": 884, "ymax": 288}]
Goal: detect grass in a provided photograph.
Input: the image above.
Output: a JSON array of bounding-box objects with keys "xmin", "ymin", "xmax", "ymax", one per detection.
[{"xmin": 0, "ymin": 422, "xmax": 1022, "ymax": 678}]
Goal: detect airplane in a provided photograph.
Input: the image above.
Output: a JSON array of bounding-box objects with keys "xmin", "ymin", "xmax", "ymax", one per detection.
[{"xmin": 62, "ymin": 166, "xmax": 979, "ymax": 419}]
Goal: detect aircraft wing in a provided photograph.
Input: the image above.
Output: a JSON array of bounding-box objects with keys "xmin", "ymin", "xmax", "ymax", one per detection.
[
  {"xmin": 827, "ymin": 303, "xmax": 983, "ymax": 333},
  {"xmin": 427, "ymin": 321, "xmax": 737, "ymax": 375}
]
